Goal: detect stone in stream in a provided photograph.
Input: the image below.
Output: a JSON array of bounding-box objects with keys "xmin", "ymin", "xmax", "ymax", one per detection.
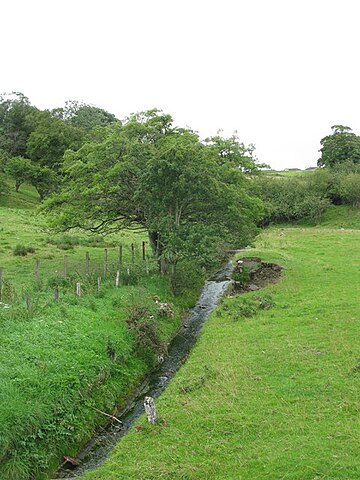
[{"xmin": 144, "ymin": 396, "xmax": 157, "ymax": 424}]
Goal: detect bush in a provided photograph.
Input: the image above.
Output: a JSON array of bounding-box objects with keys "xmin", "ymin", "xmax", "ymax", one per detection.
[
  {"xmin": 13, "ymin": 245, "xmax": 36, "ymax": 256},
  {"xmin": 338, "ymin": 172, "xmax": 360, "ymax": 207},
  {"xmin": 125, "ymin": 301, "xmax": 166, "ymax": 357},
  {"xmin": 257, "ymin": 176, "xmax": 330, "ymax": 224},
  {"xmin": 170, "ymin": 260, "xmax": 205, "ymax": 296}
]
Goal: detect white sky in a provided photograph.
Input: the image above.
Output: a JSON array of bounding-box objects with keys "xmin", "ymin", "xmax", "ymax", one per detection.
[{"xmin": 2, "ymin": 0, "xmax": 360, "ymax": 170}]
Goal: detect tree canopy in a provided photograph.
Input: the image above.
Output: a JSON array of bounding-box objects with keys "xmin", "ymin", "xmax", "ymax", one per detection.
[
  {"xmin": 45, "ymin": 110, "xmax": 264, "ymax": 267},
  {"xmin": 318, "ymin": 125, "xmax": 360, "ymax": 167}
]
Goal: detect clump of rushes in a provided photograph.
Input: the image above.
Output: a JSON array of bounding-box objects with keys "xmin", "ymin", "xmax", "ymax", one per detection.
[{"xmin": 13, "ymin": 244, "xmax": 36, "ymax": 256}]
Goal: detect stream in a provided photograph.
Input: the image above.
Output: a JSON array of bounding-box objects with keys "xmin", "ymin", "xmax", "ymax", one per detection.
[{"xmin": 56, "ymin": 260, "xmax": 234, "ymax": 478}]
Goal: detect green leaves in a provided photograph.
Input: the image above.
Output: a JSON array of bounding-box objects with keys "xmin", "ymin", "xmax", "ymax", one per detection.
[
  {"xmin": 318, "ymin": 125, "xmax": 360, "ymax": 167},
  {"xmin": 45, "ymin": 110, "xmax": 265, "ymax": 266}
]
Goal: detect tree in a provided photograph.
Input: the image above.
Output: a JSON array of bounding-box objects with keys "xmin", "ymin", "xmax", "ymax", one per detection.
[
  {"xmin": 44, "ymin": 110, "xmax": 264, "ymax": 268},
  {"xmin": 203, "ymin": 133, "xmax": 267, "ymax": 172},
  {"xmin": 28, "ymin": 164, "xmax": 59, "ymax": 201},
  {"xmin": 26, "ymin": 112, "xmax": 84, "ymax": 172},
  {"xmin": 5, "ymin": 156, "xmax": 33, "ymax": 191},
  {"xmin": 0, "ymin": 92, "xmax": 40, "ymax": 157},
  {"xmin": 318, "ymin": 125, "xmax": 360, "ymax": 167}
]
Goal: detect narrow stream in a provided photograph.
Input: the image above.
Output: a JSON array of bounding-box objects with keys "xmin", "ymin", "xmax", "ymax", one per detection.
[{"xmin": 56, "ymin": 260, "xmax": 234, "ymax": 478}]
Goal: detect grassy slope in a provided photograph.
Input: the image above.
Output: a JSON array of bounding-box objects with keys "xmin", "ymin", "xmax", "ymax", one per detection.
[
  {"xmin": 0, "ymin": 184, "xmax": 198, "ymax": 479},
  {"xmin": 82, "ymin": 208, "xmax": 360, "ymax": 479}
]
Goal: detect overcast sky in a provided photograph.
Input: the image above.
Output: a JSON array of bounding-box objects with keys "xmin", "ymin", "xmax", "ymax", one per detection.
[{"xmin": 2, "ymin": 0, "xmax": 360, "ymax": 170}]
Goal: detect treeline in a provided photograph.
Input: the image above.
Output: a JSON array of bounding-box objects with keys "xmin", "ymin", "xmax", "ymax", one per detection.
[
  {"xmin": 256, "ymin": 125, "xmax": 360, "ymax": 224},
  {"xmin": 0, "ymin": 92, "xmax": 117, "ymax": 200},
  {"xmin": 1, "ymin": 94, "xmax": 360, "ymax": 265}
]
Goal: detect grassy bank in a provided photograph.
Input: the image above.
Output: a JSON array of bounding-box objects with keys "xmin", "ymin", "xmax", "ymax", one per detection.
[
  {"xmin": 0, "ymin": 184, "xmax": 203, "ymax": 479},
  {"xmin": 81, "ymin": 209, "xmax": 360, "ymax": 479}
]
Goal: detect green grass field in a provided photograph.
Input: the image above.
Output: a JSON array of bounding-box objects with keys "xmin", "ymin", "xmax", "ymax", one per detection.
[
  {"xmin": 81, "ymin": 209, "xmax": 360, "ymax": 479},
  {"xmin": 264, "ymin": 169, "xmax": 316, "ymax": 177},
  {"xmin": 0, "ymin": 183, "xmax": 202, "ymax": 479}
]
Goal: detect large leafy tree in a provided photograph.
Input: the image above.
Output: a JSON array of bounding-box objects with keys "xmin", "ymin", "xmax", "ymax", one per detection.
[
  {"xmin": 45, "ymin": 110, "xmax": 264, "ymax": 267},
  {"xmin": 318, "ymin": 125, "xmax": 360, "ymax": 167},
  {"xmin": 0, "ymin": 92, "xmax": 40, "ymax": 158}
]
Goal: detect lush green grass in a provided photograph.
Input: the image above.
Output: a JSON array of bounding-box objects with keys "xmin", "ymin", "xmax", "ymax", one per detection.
[
  {"xmin": 264, "ymin": 169, "xmax": 316, "ymax": 177},
  {"xmin": 0, "ymin": 184, "xmax": 203, "ymax": 479},
  {"xmin": 0, "ymin": 204, "xmax": 151, "ymax": 294},
  {"xmin": 0, "ymin": 180, "xmax": 40, "ymax": 209},
  {"xmin": 82, "ymin": 213, "xmax": 360, "ymax": 479}
]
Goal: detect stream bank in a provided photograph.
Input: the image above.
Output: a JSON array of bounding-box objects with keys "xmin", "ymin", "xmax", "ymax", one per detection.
[{"xmin": 56, "ymin": 257, "xmax": 282, "ymax": 479}]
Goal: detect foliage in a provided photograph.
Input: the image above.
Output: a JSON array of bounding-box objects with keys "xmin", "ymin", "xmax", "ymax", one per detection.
[
  {"xmin": 232, "ymin": 265, "xmax": 250, "ymax": 284},
  {"xmin": 44, "ymin": 110, "xmax": 264, "ymax": 269},
  {"xmin": 125, "ymin": 301, "xmax": 166, "ymax": 357},
  {"xmin": 4, "ymin": 156, "xmax": 33, "ymax": 191},
  {"xmin": 13, "ymin": 244, "xmax": 35, "ymax": 256},
  {"xmin": 338, "ymin": 172, "xmax": 360, "ymax": 207},
  {"xmin": 256, "ymin": 175, "xmax": 330, "ymax": 224},
  {"xmin": 27, "ymin": 164, "xmax": 59, "ymax": 201},
  {"xmin": 51, "ymin": 100, "xmax": 118, "ymax": 130},
  {"xmin": 0, "ymin": 173, "xmax": 9, "ymax": 197},
  {"xmin": 203, "ymin": 133, "xmax": 268, "ymax": 172},
  {"xmin": 318, "ymin": 125, "xmax": 360, "ymax": 167},
  {"xmin": 0, "ymin": 92, "xmax": 40, "ymax": 158},
  {"xmin": 26, "ymin": 112, "xmax": 84, "ymax": 172}
]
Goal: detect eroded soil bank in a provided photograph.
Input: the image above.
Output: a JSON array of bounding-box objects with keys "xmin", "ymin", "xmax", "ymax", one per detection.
[{"xmin": 233, "ymin": 257, "xmax": 283, "ymax": 293}]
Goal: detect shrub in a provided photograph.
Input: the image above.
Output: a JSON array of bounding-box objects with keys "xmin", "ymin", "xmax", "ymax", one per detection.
[
  {"xmin": 338, "ymin": 172, "xmax": 360, "ymax": 207},
  {"xmin": 257, "ymin": 176, "xmax": 330, "ymax": 224},
  {"xmin": 13, "ymin": 244, "xmax": 36, "ymax": 256},
  {"xmin": 125, "ymin": 302, "xmax": 166, "ymax": 357},
  {"xmin": 170, "ymin": 260, "xmax": 205, "ymax": 296}
]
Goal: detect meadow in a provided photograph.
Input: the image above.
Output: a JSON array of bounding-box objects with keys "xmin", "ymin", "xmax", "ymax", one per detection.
[{"xmin": 81, "ymin": 207, "xmax": 360, "ymax": 479}]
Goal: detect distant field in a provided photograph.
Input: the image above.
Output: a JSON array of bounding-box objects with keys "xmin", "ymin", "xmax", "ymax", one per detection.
[
  {"xmin": 82, "ymin": 208, "xmax": 360, "ymax": 480},
  {"xmin": 264, "ymin": 169, "xmax": 316, "ymax": 177}
]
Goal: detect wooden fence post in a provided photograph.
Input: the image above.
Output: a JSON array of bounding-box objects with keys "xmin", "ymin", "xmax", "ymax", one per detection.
[
  {"xmin": 0, "ymin": 267, "xmax": 2, "ymax": 300},
  {"xmin": 131, "ymin": 243, "xmax": 135, "ymax": 265},
  {"xmin": 104, "ymin": 248, "xmax": 108, "ymax": 277},
  {"xmin": 76, "ymin": 282, "xmax": 81, "ymax": 297},
  {"xmin": 97, "ymin": 276, "xmax": 101, "ymax": 291},
  {"xmin": 26, "ymin": 295, "xmax": 31, "ymax": 310},
  {"xmin": 119, "ymin": 244, "xmax": 123, "ymax": 270},
  {"xmin": 64, "ymin": 255, "xmax": 68, "ymax": 279},
  {"xmin": 142, "ymin": 241, "xmax": 146, "ymax": 261},
  {"xmin": 54, "ymin": 287, "xmax": 59, "ymax": 302},
  {"xmin": 116, "ymin": 270, "xmax": 120, "ymax": 288},
  {"xmin": 86, "ymin": 252, "xmax": 90, "ymax": 276}
]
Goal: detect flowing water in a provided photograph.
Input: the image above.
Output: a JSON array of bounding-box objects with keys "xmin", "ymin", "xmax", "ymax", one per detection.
[{"xmin": 56, "ymin": 260, "xmax": 234, "ymax": 478}]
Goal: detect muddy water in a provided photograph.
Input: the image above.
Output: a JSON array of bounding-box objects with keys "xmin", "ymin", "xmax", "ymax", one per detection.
[{"xmin": 56, "ymin": 260, "xmax": 234, "ymax": 479}]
